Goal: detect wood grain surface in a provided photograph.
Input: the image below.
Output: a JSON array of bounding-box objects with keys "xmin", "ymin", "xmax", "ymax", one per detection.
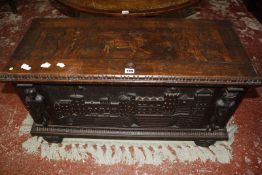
[
  {"xmin": 0, "ymin": 18, "xmax": 261, "ymax": 85},
  {"xmin": 56, "ymin": 0, "xmax": 201, "ymax": 16}
]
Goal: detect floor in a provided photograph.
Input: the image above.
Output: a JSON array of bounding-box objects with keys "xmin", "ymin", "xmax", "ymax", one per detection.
[{"xmin": 0, "ymin": 0, "xmax": 262, "ymax": 174}]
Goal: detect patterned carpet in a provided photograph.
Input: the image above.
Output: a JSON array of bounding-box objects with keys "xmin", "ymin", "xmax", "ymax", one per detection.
[{"xmin": 20, "ymin": 114, "xmax": 237, "ymax": 164}]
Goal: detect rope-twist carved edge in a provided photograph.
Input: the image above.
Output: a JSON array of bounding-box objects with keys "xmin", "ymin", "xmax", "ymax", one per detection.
[{"xmin": 0, "ymin": 73, "xmax": 262, "ymax": 85}]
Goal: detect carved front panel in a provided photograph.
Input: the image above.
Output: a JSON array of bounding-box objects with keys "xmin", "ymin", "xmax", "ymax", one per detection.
[{"xmin": 16, "ymin": 84, "xmax": 245, "ymax": 130}]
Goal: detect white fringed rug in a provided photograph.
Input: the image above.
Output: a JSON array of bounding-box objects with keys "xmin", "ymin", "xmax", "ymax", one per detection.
[{"xmin": 20, "ymin": 114, "xmax": 237, "ymax": 165}]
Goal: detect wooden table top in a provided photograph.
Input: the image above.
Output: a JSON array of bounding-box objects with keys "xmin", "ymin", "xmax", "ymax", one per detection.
[
  {"xmin": 0, "ymin": 18, "xmax": 261, "ymax": 85},
  {"xmin": 56, "ymin": 0, "xmax": 201, "ymax": 16}
]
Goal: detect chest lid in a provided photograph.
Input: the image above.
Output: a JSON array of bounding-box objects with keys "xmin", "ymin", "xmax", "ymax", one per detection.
[{"xmin": 0, "ymin": 18, "xmax": 261, "ymax": 86}]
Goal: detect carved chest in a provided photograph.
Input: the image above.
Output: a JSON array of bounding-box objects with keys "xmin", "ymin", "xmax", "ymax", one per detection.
[{"xmin": 0, "ymin": 18, "xmax": 261, "ymax": 146}]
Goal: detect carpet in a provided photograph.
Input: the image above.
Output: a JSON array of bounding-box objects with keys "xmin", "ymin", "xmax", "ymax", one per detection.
[{"xmin": 20, "ymin": 114, "xmax": 237, "ymax": 165}]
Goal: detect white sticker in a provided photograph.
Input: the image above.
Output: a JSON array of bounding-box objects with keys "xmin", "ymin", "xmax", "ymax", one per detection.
[
  {"xmin": 56, "ymin": 63, "xmax": 65, "ymax": 68},
  {"xmin": 40, "ymin": 62, "xmax": 51, "ymax": 68},
  {"xmin": 122, "ymin": 10, "xmax": 129, "ymax": 15},
  {"xmin": 21, "ymin": 64, "xmax": 31, "ymax": 70},
  {"xmin": 125, "ymin": 68, "xmax": 135, "ymax": 74},
  {"xmin": 9, "ymin": 67, "xmax": 14, "ymax": 71}
]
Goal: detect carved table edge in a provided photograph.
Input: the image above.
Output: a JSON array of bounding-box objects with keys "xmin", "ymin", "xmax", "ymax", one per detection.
[
  {"xmin": 0, "ymin": 73, "xmax": 262, "ymax": 86},
  {"xmin": 30, "ymin": 123, "xmax": 228, "ymax": 141},
  {"xmin": 56, "ymin": 0, "xmax": 201, "ymax": 17}
]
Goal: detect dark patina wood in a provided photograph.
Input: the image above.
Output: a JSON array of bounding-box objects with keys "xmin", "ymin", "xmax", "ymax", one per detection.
[
  {"xmin": 55, "ymin": 0, "xmax": 201, "ymax": 17},
  {"xmin": 1, "ymin": 18, "xmax": 261, "ymax": 85},
  {"xmin": 0, "ymin": 18, "xmax": 261, "ymax": 146}
]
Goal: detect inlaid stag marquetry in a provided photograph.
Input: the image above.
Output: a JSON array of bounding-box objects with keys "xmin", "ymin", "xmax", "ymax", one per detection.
[
  {"xmin": 0, "ymin": 18, "xmax": 261, "ymax": 147},
  {"xmin": 102, "ymin": 32, "xmax": 151, "ymax": 57},
  {"xmin": 12, "ymin": 21, "xmax": 235, "ymax": 64}
]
